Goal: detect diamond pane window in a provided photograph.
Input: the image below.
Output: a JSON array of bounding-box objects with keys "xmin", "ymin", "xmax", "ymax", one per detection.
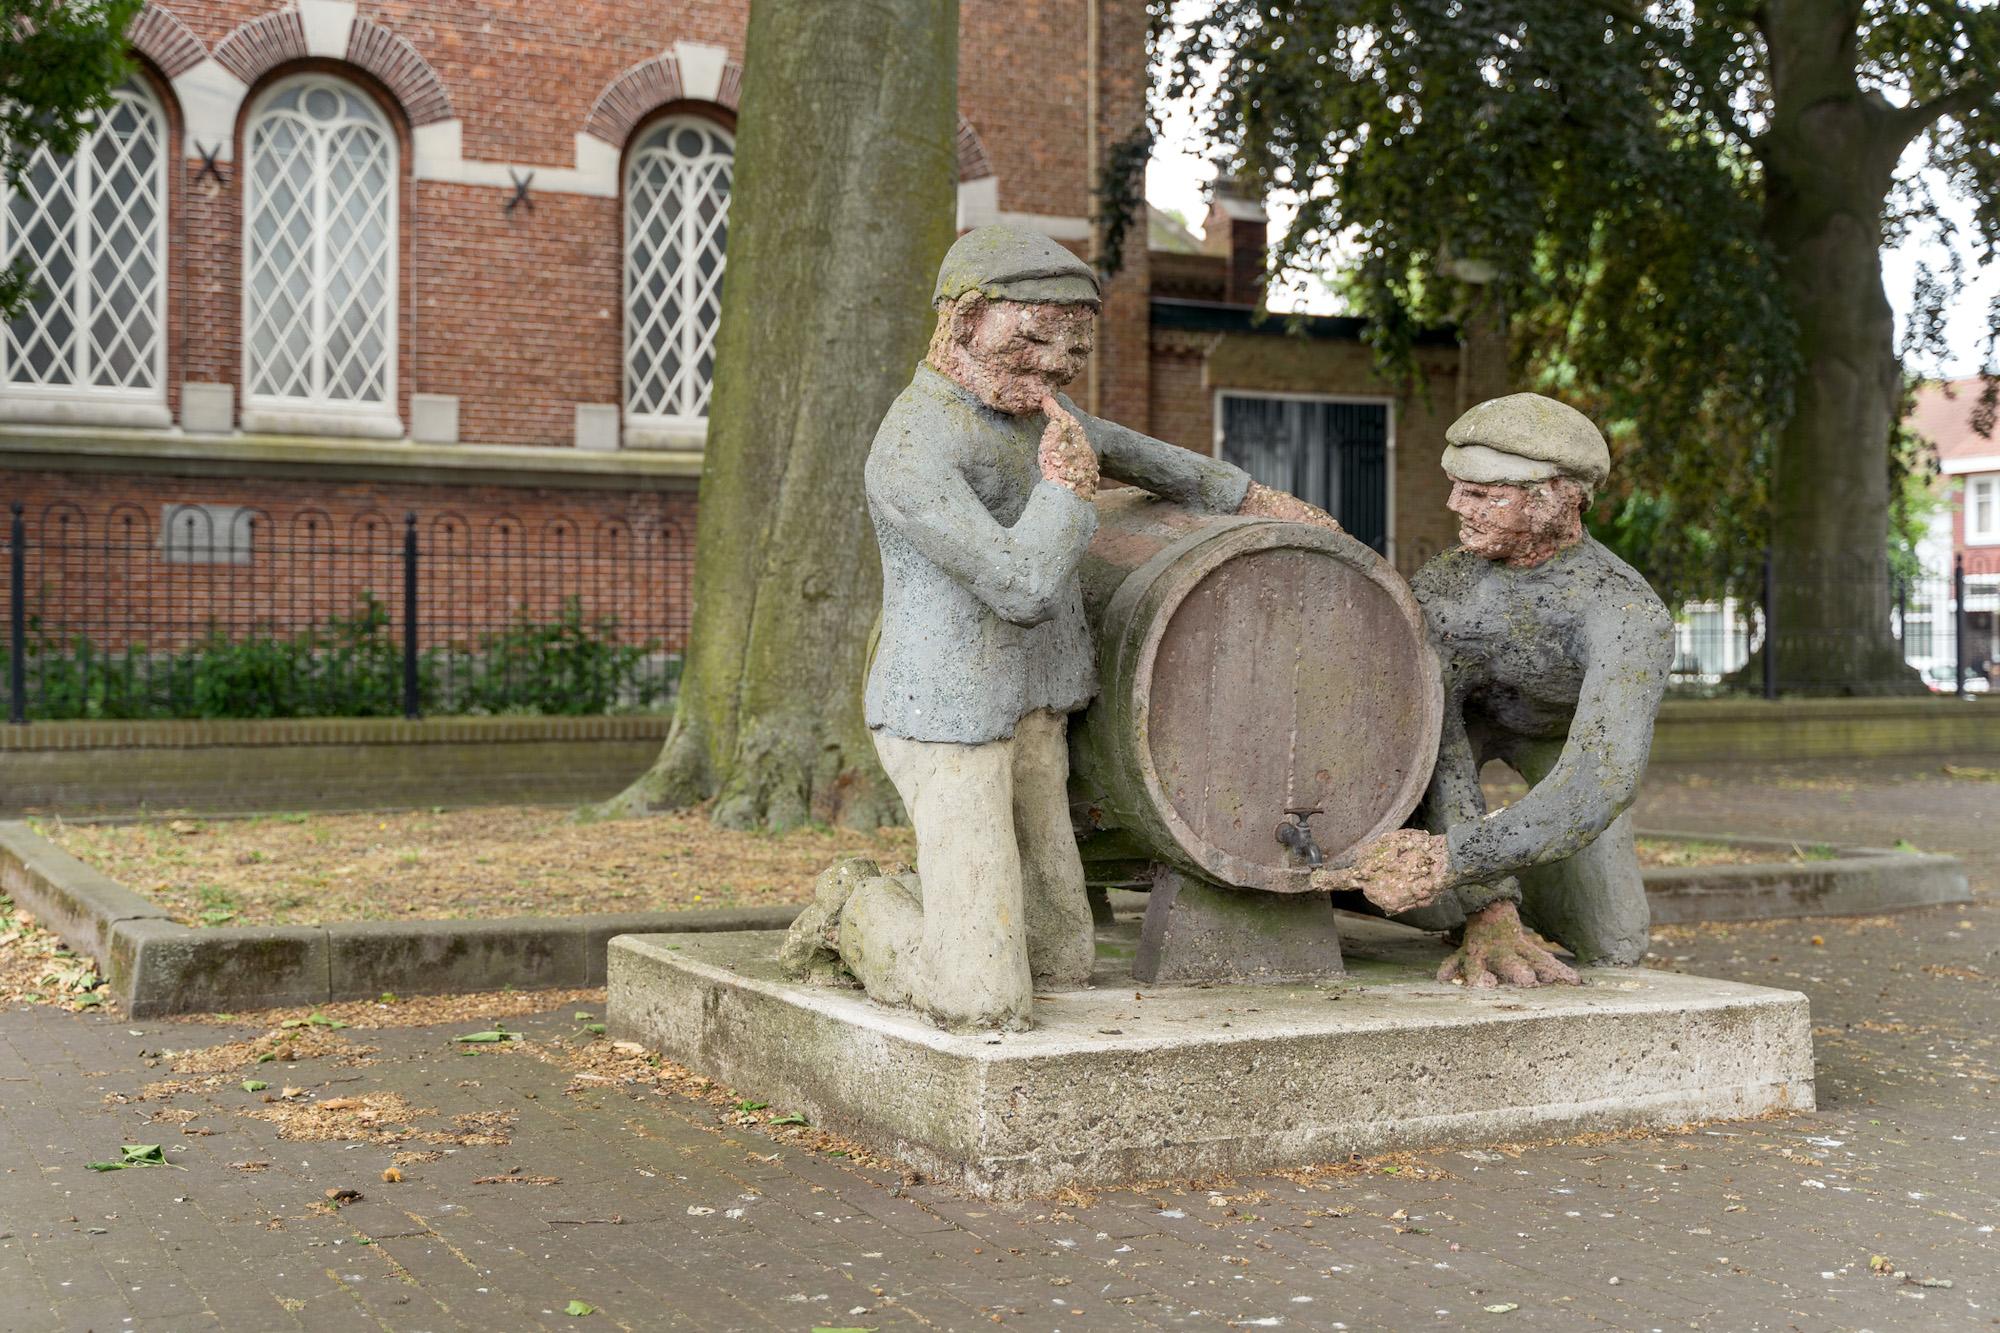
[
  {"xmin": 625, "ymin": 118, "xmax": 732, "ymax": 437},
  {"xmin": 2, "ymin": 85, "xmax": 166, "ymax": 399},
  {"xmin": 244, "ymin": 77, "xmax": 395, "ymax": 411}
]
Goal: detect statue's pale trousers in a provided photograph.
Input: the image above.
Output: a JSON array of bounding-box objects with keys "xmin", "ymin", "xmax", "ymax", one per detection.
[{"xmin": 840, "ymin": 709, "xmax": 1096, "ymax": 1028}]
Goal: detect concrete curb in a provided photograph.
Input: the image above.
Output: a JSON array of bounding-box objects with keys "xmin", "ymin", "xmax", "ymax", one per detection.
[
  {"xmin": 1637, "ymin": 829, "xmax": 1972, "ymax": 924},
  {"xmin": 0, "ymin": 820, "xmax": 796, "ymax": 1017},
  {"xmin": 0, "ymin": 818, "xmax": 1969, "ymax": 1015}
]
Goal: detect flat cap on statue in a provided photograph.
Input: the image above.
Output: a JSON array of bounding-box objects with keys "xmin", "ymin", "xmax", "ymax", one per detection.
[
  {"xmin": 932, "ymin": 225, "xmax": 1101, "ymax": 307},
  {"xmin": 1442, "ymin": 392, "xmax": 1611, "ymax": 490}
]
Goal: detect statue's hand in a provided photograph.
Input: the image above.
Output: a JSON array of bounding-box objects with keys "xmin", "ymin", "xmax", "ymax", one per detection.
[
  {"xmin": 1437, "ymin": 901, "xmax": 1580, "ymax": 989},
  {"xmin": 1311, "ymin": 827, "xmax": 1451, "ymax": 914},
  {"xmin": 1038, "ymin": 396, "xmax": 1099, "ymax": 501},
  {"xmin": 1238, "ymin": 481, "xmax": 1342, "ymax": 533}
]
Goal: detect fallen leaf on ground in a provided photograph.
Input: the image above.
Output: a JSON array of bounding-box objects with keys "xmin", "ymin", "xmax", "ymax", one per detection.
[{"xmin": 85, "ymin": 1144, "xmax": 174, "ymax": 1172}]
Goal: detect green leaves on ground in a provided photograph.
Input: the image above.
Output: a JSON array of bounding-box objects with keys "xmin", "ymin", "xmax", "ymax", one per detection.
[
  {"xmin": 86, "ymin": 1144, "xmax": 174, "ymax": 1172},
  {"xmin": 281, "ymin": 1013, "xmax": 348, "ymax": 1030},
  {"xmin": 768, "ymin": 1112, "xmax": 808, "ymax": 1126},
  {"xmin": 456, "ymin": 1023, "xmax": 518, "ymax": 1044},
  {"xmin": 564, "ymin": 1299, "xmax": 596, "ymax": 1317},
  {"xmin": 241, "ymin": 1080, "xmax": 268, "ymax": 1092}
]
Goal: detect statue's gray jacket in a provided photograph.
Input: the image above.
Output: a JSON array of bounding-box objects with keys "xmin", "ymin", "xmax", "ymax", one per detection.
[
  {"xmin": 1413, "ymin": 536, "xmax": 1674, "ymax": 908},
  {"xmin": 866, "ymin": 365, "xmax": 1252, "ymax": 743}
]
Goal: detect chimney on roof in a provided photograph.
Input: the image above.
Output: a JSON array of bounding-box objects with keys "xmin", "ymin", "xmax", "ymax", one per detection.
[{"xmin": 1202, "ymin": 173, "xmax": 1268, "ymax": 308}]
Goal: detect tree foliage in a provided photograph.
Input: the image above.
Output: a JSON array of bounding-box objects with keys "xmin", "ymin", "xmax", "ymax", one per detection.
[
  {"xmin": 1144, "ymin": 1, "xmax": 1999, "ymax": 597},
  {"xmin": 0, "ymin": 0, "xmax": 141, "ymax": 318}
]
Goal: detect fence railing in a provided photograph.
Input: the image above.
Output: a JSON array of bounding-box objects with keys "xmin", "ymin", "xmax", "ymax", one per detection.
[
  {"xmin": 2, "ymin": 502, "xmax": 691, "ymax": 722},
  {"xmin": 3, "ymin": 500, "xmax": 1991, "ymax": 719},
  {"xmin": 1660, "ymin": 553, "xmax": 1995, "ymax": 698}
]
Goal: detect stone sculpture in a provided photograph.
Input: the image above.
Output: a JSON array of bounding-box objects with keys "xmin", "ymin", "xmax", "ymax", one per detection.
[
  {"xmin": 1316, "ymin": 393, "xmax": 1674, "ymax": 987},
  {"xmin": 779, "ymin": 224, "xmax": 1339, "ymax": 1030}
]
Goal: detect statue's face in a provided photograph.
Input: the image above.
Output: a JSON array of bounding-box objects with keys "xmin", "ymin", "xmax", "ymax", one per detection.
[
  {"xmin": 956, "ymin": 299, "xmax": 1096, "ymax": 415},
  {"xmin": 1448, "ymin": 478, "xmax": 1584, "ymax": 566}
]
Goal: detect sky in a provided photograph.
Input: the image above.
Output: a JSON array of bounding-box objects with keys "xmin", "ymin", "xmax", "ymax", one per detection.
[{"xmin": 1144, "ymin": 100, "xmax": 1999, "ymax": 380}]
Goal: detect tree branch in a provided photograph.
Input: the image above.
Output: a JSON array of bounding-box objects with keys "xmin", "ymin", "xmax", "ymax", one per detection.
[{"xmin": 1891, "ymin": 77, "xmax": 1999, "ymax": 148}]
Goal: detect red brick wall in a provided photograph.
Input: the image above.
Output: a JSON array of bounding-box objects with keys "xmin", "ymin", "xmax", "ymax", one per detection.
[
  {"xmin": 1147, "ymin": 340, "xmax": 1213, "ymax": 454},
  {"xmin": 3, "ymin": 0, "xmax": 1149, "ymax": 654},
  {"xmin": 1149, "ymin": 331, "xmax": 1464, "ymax": 573},
  {"xmin": 3, "ymin": 471, "xmax": 696, "ymax": 652},
  {"xmin": 133, "ymin": 0, "xmax": 1133, "ymax": 449},
  {"xmin": 412, "ymin": 184, "xmax": 622, "ymax": 446}
]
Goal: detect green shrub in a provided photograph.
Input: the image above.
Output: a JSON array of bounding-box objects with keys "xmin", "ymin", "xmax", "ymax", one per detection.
[{"xmin": 0, "ymin": 593, "xmax": 676, "ymax": 720}]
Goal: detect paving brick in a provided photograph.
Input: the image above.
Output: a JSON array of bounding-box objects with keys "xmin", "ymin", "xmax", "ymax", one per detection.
[{"xmin": 5, "ymin": 759, "xmax": 2000, "ymax": 1327}]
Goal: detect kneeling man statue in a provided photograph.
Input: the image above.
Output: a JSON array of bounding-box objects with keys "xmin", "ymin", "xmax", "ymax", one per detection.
[
  {"xmin": 1318, "ymin": 394, "xmax": 1674, "ymax": 987},
  {"xmin": 781, "ymin": 225, "xmax": 1337, "ymax": 1030}
]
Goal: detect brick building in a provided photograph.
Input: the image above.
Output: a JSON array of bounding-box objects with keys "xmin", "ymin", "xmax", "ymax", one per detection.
[
  {"xmin": 0, "ymin": 0, "xmax": 1479, "ymax": 682},
  {"xmin": 1910, "ymin": 378, "xmax": 2000, "ymax": 682}
]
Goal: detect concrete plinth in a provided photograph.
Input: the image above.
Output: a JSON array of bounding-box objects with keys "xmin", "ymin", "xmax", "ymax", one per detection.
[{"xmin": 607, "ymin": 916, "xmax": 1813, "ymax": 1199}]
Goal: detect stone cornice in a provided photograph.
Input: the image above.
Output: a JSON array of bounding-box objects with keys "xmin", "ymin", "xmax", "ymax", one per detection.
[{"xmin": 0, "ymin": 426, "xmax": 701, "ymax": 492}]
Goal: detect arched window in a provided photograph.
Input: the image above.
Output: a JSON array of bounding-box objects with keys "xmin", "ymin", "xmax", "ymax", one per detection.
[
  {"xmin": 624, "ymin": 116, "xmax": 732, "ymax": 447},
  {"xmin": 243, "ymin": 75, "xmax": 399, "ymax": 435},
  {"xmin": 1, "ymin": 82, "xmax": 169, "ymax": 425}
]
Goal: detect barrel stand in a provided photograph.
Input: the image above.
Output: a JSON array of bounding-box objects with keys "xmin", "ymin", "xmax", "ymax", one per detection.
[{"xmin": 1132, "ymin": 868, "xmax": 1346, "ymax": 984}]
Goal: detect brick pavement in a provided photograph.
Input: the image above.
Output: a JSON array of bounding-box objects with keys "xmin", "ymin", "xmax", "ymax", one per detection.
[{"xmin": 2, "ymin": 759, "xmax": 1997, "ymax": 1331}]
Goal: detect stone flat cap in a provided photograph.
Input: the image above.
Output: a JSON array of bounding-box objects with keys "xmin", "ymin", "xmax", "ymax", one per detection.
[
  {"xmin": 933, "ymin": 224, "xmax": 1101, "ymax": 307},
  {"xmin": 1442, "ymin": 392, "xmax": 1610, "ymax": 489}
]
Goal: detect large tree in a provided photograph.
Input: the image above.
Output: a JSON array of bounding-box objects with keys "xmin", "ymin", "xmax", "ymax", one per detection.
[
  {"xmin": 0, "ymin": 0, "xmax": 142, "ymax": 316},
  {"xmin": 1146, "ymin": 0, "xmax": 1998, "ymax": 692},
  {"xmin": 597, "ymin": 0, "xmax": 958, "ymax": 829}
]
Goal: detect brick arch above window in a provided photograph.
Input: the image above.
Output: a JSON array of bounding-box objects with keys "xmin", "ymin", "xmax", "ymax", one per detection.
[
  {"xmin": 212, "ymin": 9, "xmax": 308, "ymax": 86},
  {"xmin": 343, "ymin": 15, "xmax": 453, "ymax": 126},
  {"xmin": 955, "ymin": 117, "xmax": 994, "ymax": 184},
  {"xmin": 585, "ymin": 51, "xmax": 746, "ymax": 145},
  {"xmin": 128, "ymin": 3, "xmax": 206, "ymax": 79},
  {"xmin": 586, "ymin": 51, "xmax": 995, "ymax": 187},
  {"xmin": 211, "ymin": 7, "xmax": 451, "ymax": 127}
]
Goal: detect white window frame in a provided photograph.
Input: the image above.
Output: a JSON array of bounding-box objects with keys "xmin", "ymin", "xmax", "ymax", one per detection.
[
  {"xmin": 1969, "ymin": 474, "xmax": 2000, "ymax": 546},
  {"xmin": 622, "ymin": 115, "xmax": 733, "ymax": 450},
  {"xmin": 1211, "ymin": 388, "xmax": 1399, "ymax": 563},
  {"xmin": 0, "ymin": 82, "xmax": 171, "ymax": 428},
  {"xmin": 240, "ymin": 74, "xmax": 402, "ymax": 440}
]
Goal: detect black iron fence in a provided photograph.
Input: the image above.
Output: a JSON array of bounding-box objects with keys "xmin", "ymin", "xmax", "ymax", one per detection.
[
  {"xmin": 1655, "ymin": 553, "xmax": 1996, "ymax": 698},
  {"xmin": 2, "ymin": 502, "xmax": 691, "ymax": 721},
  {"xmin": 3, "ymin": 498, "xmax": 1990, "ymax": 719}
]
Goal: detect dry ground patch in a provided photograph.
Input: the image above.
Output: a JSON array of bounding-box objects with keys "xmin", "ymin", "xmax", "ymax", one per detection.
[
  {"xmin": 37, "ymin": 804, "xmax": 1818, "ymax": 931},
  {"xmin": 42, "ymin": 806, "xmax": 914, "ymax": 928}
]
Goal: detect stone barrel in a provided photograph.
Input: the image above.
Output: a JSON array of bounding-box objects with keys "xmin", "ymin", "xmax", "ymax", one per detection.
[{"xmin": 1068, "ymin": 489, "xmax": 1443, "ymax": 894}]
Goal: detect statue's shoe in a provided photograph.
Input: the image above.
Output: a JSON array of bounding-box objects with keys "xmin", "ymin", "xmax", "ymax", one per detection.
[{"xmin": 776, "ymin": 856, "xmax": 881, "ymax": 981}]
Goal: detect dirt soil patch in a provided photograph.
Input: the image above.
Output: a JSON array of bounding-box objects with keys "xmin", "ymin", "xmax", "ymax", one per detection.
[{"xmin": 40, "ymin": 807, "xmax": 915, "ymax": 928}]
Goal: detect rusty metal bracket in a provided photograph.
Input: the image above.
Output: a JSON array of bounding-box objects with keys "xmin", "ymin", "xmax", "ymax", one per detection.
[
  {"xmin": 505, "ymin": 169, "xmax": 535, "ymax": 213},
  {"xmin": 193, "ymin": 142, "xmax": 226, "ymax": 187}
]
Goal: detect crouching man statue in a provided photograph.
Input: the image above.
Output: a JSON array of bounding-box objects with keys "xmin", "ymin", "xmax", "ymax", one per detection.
[
  {"xmin": 1317, "ymin": 393, "xmax": 1673, "ymax": 987},
  {"xmin": 780, "ymin": 225, "xmax": 1338, "ymax": 1030}
]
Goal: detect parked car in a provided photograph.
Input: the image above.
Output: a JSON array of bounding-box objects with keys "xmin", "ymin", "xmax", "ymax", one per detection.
[{"xmin": 1922, "ymin": 663, "xmax": 1992, "ymax": 693}]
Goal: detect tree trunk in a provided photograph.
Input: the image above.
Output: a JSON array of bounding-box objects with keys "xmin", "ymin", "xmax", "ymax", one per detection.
[
  {"xmin": 1757, "ymin": 0, "xmax": 1924, "ymax": 694},
  {"xmin": 597, "ymin": 0, "xmax": 959, "ymax": 828}
]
